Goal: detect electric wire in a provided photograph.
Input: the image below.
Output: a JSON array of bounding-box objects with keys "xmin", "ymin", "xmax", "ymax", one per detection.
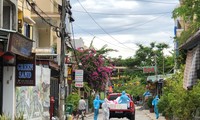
[
  {"xmin": 131, "ymin": 0, "xmax": 178, "ymax": 4},
  {"xmin": 73, "ymin": 10, "xmax": 172, "ymax": 16},
  {"xmin": 49, "ymin": 0, "xmax": 59, "ymax": 10},
  {"xmin": 26, "ymin": 0, "xmax": 59, "ymax": 31},
  {"xmin": 76, "ymin": 0, "xmax": 135, "ymax": 51},
  {"xmin": 109, "ymin": 13, "xmax": 169, "ymax": 33},
  {"xmin": 69, "ymin": 22, "xmax": 79, "ymax": 65},
  {"xmin": 29, "ymin": 0, "xmax": 52, "ymax": 20},
  {"xmin": 73, "ymin": 23, "xmax": 129, "ymax": 50}
]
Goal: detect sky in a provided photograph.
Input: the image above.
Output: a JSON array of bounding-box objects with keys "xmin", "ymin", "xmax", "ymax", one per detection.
[{"xmin": 70, "ymin": 0, "xmax": 179, "ymax": 59}]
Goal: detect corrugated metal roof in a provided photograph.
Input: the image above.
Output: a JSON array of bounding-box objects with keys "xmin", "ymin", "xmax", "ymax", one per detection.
[
  {"xmin": 179, "ymin": 30, "xmax": 200, "ymax": 50},
  {"xmin": 147, "ymin": 74, "xmax": 172, "ymax": 82}
]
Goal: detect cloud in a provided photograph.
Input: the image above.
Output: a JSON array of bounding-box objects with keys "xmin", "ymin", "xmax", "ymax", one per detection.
[{"xmin": 71, "ymin": 0, "xmax": 179, "ymax": 59}]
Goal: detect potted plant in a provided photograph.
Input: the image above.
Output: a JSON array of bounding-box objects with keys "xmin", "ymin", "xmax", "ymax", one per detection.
[
  {"xmin": 66, "ymin": 93, "xmax": 80, "ymax": 115},
  {"xmin": 88, "ymin": 95, "xmax": 95, "ymax": 112}
]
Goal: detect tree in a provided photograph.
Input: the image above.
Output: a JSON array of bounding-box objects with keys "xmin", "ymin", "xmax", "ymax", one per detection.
[
  {"xmin": 75, "ymin": 43, "xmax": 115, "ymax": 91},
  {"xmin": 173, "ymin": 0, "xmax": 200, "ymax": 22}
]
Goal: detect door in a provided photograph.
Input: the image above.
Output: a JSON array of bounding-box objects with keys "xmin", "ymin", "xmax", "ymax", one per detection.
[{"xmin": 0, "ymin": 57, "xmax": 3, "ymax": 114}]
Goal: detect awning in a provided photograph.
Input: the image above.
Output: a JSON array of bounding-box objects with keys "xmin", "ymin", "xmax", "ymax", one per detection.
[
  {"xmin": 179, "ymin": 30, "xmax": 200, "ymax": 50},
  {"xmin": 24, "ymin": 16, "xmax": 36, "ymax": 25}
]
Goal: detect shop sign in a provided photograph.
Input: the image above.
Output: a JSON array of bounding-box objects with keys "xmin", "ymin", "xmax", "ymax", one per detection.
[
  {"xmin": 75, "ymin": 69, "xmax": 83, "ymax": 82},
  {"xmin": 75, "ymin": 82, "xmax": 83, "ymax": 87},
  {"xmin": 143, "ymin": 66, "xmax": 156, "ymax": 73},
  {"xmin": 16, "ymin": 53, "xmax": 35, "ymax": 86},
  {"xmin": 67, "ymin": 65, "xmax": 73, "ymax": 84},
  {"xmin": 8, "ymin": 32, "xmax": 33, "ymax": 57}
]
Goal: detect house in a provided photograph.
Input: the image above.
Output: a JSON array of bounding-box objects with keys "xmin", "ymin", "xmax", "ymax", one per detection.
[
  {"xmin": 0, "ymin": 0, "xmax": 34, "ymax": 119},
  {"xmin": 174, "ymin": 1, "xmax": 200, "ymax": 90}
]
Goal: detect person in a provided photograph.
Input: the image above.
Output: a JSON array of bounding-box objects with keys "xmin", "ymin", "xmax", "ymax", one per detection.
[
  {"xmin": 77, "ymin": 97, "xmax": 86, "ymax": 120},
  {"xmin": 118, "ymin": 91, "xmax": 131, "ymax": 104},
  {"xmin": 152, "ymin": 95, "xmax": 160, "ymax": 119},
  {"xmin": 143, "ymin": 90, "xmax": 151, "ymax": 102},
  {"xmin": 93, "ymin": 95, "xmax": 103, "ymax": 120},
  {"xmin": 102, "ymin": 98, "xmax": 110, "ymax": 120}
]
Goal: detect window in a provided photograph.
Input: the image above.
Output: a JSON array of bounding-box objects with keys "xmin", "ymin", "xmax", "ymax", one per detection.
[
  {"xmin": 3, "ymin": 1, "xmax": 17, "ymax": 30},
  {"xmin": 24, "ymin": 22, "xmax": 30, "ymax": 38},
  {"xmin": 3, "ymin": 6, "xmax": 11, "ymax": 29}
]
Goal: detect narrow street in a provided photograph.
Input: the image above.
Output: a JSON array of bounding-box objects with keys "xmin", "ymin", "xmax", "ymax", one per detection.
[{"xmin": 84, "ymin": 105, "xmax": 156, "ymax": 120}]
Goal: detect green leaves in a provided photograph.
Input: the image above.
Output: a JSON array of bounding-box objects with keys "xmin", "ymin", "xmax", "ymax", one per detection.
[
  {"xmin": 158, "ymin": 67, "xmax": 200, "ymax": 119},
  {"xmin": 66, "ymin": 93, "xmax": 80, "ymax": 111},
  {"xmin": 76, "ymin": 43, "xmax": 114, "ymax": 91}
]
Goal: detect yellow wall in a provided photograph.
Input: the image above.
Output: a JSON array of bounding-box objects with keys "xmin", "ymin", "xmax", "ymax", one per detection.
[
  {"xmin": 18, "ymin": 0, "xmax": 33, "ymax": 39},
  {"xmin": 34, "ymin": 0, "xmax": 53, "ymax": 13},
  {"xmin": 38, "ymin": 28, "xmax": 51, "ymax": 47}
]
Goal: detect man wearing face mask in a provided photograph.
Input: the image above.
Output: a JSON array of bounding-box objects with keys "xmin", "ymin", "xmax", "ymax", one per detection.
[{"xmin": 93, "ymin": 95, "xmax": 103, "ymax": 120}]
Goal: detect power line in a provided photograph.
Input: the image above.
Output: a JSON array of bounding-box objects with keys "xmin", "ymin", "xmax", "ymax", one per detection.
[
  {"xmin": 73, "ymin": 23, "xmax": 130, "ymax": 50},
  {"xmin": 26, "ymin": 0, "xmax": 59, "ymax": 30},
  {"xmin": 49, "ymin": 0, "xmax": 59, "ymax": 10},
  {"xmin": 109, "ymin": 13, "xmax": 169, "ymax": 33},
  {"xmin": 73, "ymin": 10, "xmax": 171, "ymax": 16},
  {"xmin": 76, "ymin": 0, "xmax": 135, "ymax": 51},
  {"xmin": 131, "ymin": 0, "xmax": 177, "ymax": 4},
  {"xmin": 29, "ymin": 0, "xmax": 52, "ymax": 20}
]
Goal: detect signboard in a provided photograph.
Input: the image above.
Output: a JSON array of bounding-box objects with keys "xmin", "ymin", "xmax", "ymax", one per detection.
[
  {"xmin": 75, "ymin": 82, "xmax": 83, "ymax": 87},
  {"xmin": 75, "ymin": 69, "xmax": 83, "ymax": 82},
  {"xmin": 67, "ymin": 65, "xmax": 73, "ymax": 84},
  {"xmin": 8, "ymin": 32, "xmax": 33, "ymax": 57},
  {"xmin": 143, "ymin": 66, "xmax": 156, "ymax": 73},
  {"xmin": 16, "ymin": 53, "xmax": 36, "ymax": 86}
]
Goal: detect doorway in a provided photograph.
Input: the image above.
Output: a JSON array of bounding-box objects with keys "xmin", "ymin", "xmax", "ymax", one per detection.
[{"xmin": 0, "ymin": 57, "xmax": 3, "ymax": 114}]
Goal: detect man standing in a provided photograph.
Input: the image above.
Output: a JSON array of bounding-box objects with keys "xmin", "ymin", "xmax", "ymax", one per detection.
[
  {"xmin": 93, "ymin": 95, "xmax": 103, "ymax": 120},
  {"xmin": 118, "ymin": 91, "xmax": 130, "ymax": 104},
  {"xmin": 77, "ymin": 97, "xmax": 86, "ymax": 119},
  {"xmin": 152, "ymin": 95, "xmax": 160, "ymax": 119}
]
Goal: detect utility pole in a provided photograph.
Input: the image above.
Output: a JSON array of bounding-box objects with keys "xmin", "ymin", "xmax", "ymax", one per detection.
[
  {"xmin": 59, "ymin": 0, "xmax": 67, "ymax": 119},
  {"xmin": 155, "ymin": 55, "xmax": 158, "ymax": 95}
]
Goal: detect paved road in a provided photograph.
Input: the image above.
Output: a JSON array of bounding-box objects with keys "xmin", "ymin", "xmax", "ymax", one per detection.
[{"xmin": 83, "ymin": 106, "xmax": 152, "ymax": 120}]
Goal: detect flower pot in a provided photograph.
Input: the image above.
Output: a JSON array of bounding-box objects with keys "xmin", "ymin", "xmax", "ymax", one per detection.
[{"xmin": 149, "ymin": 107, "xmax": 154, "ymax": 113}]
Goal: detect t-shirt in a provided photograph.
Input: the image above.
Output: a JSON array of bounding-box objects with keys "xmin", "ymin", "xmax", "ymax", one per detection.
[{"xmin": 78, "ymin": 99, "xmax": 86, "ymax": 110}]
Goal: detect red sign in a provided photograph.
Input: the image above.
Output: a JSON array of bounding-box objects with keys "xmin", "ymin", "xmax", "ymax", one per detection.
[
  {"xmin": 143, "ymin": 66, "xmax": 156, "ymax": 73},
  {"xmin": 75, "ymin": 82, "xmax": 83, "ymax": 87}
]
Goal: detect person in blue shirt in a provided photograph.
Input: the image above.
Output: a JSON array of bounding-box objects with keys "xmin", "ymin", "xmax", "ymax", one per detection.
[
  {"xmin": 143, "ymin": 90, "xmax": 151, "ymax": 102},
  {"xmin": 93, "ymin": 95, "xmax": 103, "ymax": 120},
  {"xmin": 152, "ymin": 95, "xmax": 160, "ymax": 119},
  {"xmin": 118, "ymin": 91, "xmax": 130, "ymax": 104}
]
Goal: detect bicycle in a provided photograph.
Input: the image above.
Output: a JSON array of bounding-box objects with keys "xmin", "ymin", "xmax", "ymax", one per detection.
[{"xmin": 77, "ymin": 109, "xmax": 85, "ymax": 120}]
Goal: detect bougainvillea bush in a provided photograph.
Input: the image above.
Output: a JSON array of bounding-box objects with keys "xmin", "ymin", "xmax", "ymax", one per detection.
[{"xmin": 76, "ymin": 44, "xmax": 115, "ymax": 91}]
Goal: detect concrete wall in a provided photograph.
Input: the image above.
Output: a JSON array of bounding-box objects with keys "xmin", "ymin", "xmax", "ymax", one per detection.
[
  {"xmin": 0, "ymin": 0, "xmax": 3, "ymax": 28},
  {"xmin": 34, "ymin": 0, "xmax": 53, "ymax": 13},
  {"xmin": 16, "ymin": 66, "xmax": 51, "ymax": 119},
  {"xmin": 38, "ymin": 28, "xmax": 51, "ymax": 47},
  {"xmin": 3, "ymin": 66, "xmax": 15, "ymax": 119}
]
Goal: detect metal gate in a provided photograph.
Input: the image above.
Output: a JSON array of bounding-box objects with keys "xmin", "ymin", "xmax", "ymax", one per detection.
[{"xmin": 50, "ymin": 78, "xmax": 59, "ymax": 117}]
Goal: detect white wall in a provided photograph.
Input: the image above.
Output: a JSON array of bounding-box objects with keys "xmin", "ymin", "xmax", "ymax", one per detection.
[
  {"xmin": 0, "ymin": 0, "xmax": 3, "ymax": 28},
  {"xmin": 3, "ymin": 66, "xmax": 15, "ymax": 119},
  {"xmin": 16, "ymin": 65, "xmax": 51, "ymax": 119}
]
